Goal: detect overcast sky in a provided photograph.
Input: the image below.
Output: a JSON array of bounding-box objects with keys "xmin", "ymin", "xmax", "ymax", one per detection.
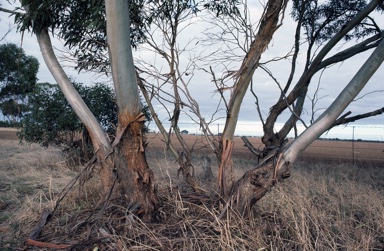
[{"xmin": 1, "ymin": 1, "xmax": 383, "ymax": 140}]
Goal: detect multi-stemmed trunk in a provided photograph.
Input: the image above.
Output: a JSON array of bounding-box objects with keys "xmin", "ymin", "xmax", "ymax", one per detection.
[
  {"xmin": 33, "ymin": 0, "xmax": 159, "ymax": 221},
  {"xmin": 230, "ymin": 37, "xmax": 384, "ymax": 214},
  {"xmin": 219, "ymin": 0, "xmax": 383, "ymax": 206}
]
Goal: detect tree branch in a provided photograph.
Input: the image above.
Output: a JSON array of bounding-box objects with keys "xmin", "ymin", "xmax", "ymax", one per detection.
[
  {"xmin": 331, "ymin": 107, "xmax": 384, "ymax": 128},
  {"xmin": 264, "ymin": 0, "xmax": 382, "ymax": 144},
  {"xmin": 0, "ymin": 7, "xmax": 23, "ymax": 15}
]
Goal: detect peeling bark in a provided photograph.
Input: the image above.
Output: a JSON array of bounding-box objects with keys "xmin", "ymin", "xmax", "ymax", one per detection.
[
  {"xmin": 31, "ymin": 0, "xmax": 161, "ymax": 221},
  {"xmin": 103, "ymin": 0, "xmax": 159, "ymax": 221},
  {"xmin": 228, "ymin": 152, "xmax": 291, "ymax": 216},
  {"xmin": 112, "ymin": 121, "xmax": 159, "ymax": 221},
  {"xmin": 218, "ymin": 139, "xmax": 235, "ymax": 196},
  {"xmin": 220, "ymin": 0, "xmax": 288, "ymax": 197},
  {"xmin": 231, "ymin": 37, "xmax": 384, "ymax": 215}
]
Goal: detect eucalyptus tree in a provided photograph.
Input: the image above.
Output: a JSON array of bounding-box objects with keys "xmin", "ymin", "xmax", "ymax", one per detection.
[
  {"xmin": 20, "ymin": 82, "xmax": 120, "ymax": 164},
  {"xmin": 0, "ymin": 43, "xmax": 39, "ymax": 123},
  {"xmin": 212, "ymin": 0, "xmax": 288, "ymax": 196},
  {"xmin": 215, "ymin": 0, "xmax": 384, "ymax": 211},
  {"xmin": 199, "ymin": 0, "xmax": 384, "ymax": 199},
  {"xmin": 231, "ymin": 37, "xmax": 384, "ymax": 214},
  {"xmin": 5, "ymin": 0, "xmax": 242, "ymax": 221},
  {"xmin": 4, "ymin": 0, "xmax": 383, "ymax": 220},
  {"xmin": 14, "ymin": 0, "xmax": 159, "ymax": 221},
  {"xmin": 261, "ymin": 0, "xmax": 384, "ymax": 148}
]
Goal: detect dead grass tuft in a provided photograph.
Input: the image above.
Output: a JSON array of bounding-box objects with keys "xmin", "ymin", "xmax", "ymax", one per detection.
[{"xmin": 1, "ymin": 140, "xmax": 383, "ymax": 250}]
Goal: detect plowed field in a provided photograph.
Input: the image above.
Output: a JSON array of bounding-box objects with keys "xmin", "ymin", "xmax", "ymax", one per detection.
[{"xmin": 1, "ymin": 128, "xmax": 383, "ymax": 162}]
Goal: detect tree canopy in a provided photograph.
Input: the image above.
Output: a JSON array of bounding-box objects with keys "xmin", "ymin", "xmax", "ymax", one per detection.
[
  {"xmin": 20, "ymin": 80, "xmax": 152, "ymax": 148},
  {"xmin": 0, "ymin": 43, "xmax": 39, "ymax": 122},
  {"xmin": 19, "ymin": 81, "xmax": 117, "ymax": 147},
  {"xmin": 14, "ymin": 0, "xmax": 242, "ymax": 74}
]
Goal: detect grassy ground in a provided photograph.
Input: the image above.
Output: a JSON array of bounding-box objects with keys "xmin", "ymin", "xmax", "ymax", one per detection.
[{"xmin": 0, "ymin": 139, "xmax": 383, "ymax": 250}]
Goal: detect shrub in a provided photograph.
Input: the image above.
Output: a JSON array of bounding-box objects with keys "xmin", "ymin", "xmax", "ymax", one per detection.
[{"xmin": 19, "ymin": 81, "xmax": 151, "ymax": 164}]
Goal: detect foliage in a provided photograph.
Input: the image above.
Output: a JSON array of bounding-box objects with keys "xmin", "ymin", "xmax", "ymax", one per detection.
[
  {"xmin": 14, "ymin": 0, "xmax": 147, "ymax": 73},
  {"xmin": 19, "ymin": 81, "xmax": 118, "ymax": 148},
  {"xmin": 202, "ymin": 0, "xmax": 241, "ymax": 17},
  {"xmin": 14, "ymin": 0, "xmax": 242, "ymax": 74},
  {"xmin": 20, "ymin": 81, "xmax": 151, "ymax": 150},
  {"xmin": 0, "ymin": 119, "xmax": 22, "ymax": 127},
  {"xmin": 0, "ymin": 43, "xmax": 39, "ymax": 120},
  {"xmin": 0, "ymin": 99, "xmax": 28, "ymax": 121},
  {"xmin": 291, "ymin": 0, "xmax": 383, "ymax": 43}
]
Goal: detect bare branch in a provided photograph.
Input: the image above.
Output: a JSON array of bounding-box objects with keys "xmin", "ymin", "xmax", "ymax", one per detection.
[
  {"xmin": 0, "ymin": 7, "xmax": 23, "ymax": 15},
  {"xmin": 259, "ymin": 64, "xmax": 308, "ymax": 128},
  {"xmin": 353, "ymin": 90, "xmax": 384, "ymax": 101},
  {"xmin": 331, "ymin": 107, "xmax": 384, "ymax": 128},
  {"xmin": 0, "ymin": 22, "xmax": 13, "ymax": 42},
  {"xmin": 250, "ymin": 79, "xmax": 265, "ymax": 127}
]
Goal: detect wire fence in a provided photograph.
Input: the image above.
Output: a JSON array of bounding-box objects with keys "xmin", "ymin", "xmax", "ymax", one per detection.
[
  {"xmin": 300, "ymin": 140, "xmax": 384, "ymax": 163},
  {"xmin": 149, "ymin": 122, "xmax": 384, "ymax": 142},
  {"xmin": 148, "ymin": 122, "xmax": 384, "ymax": 163}
]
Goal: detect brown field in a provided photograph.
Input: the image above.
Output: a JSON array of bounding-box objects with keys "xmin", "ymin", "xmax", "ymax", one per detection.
[
  {"xmin": 0, "ymin": 128, "xmax": 18, "ymax": 140},
  {"xmin": 145, "ymin": 132, "xmax": 384, "ymax": 162},
  {"xmin": 0, "ymin": 128, "xmax": 384, "ymax": 250},
  {"xmin": 2, "ymin": 128, "xmax": 384, "ymax": 162}
]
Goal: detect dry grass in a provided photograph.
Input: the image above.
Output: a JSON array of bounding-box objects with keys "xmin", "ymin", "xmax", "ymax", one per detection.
[
  {"xmin": 256, "ymin": 160, "xmax": 384, "ymax": 250},
  {"xmin": 0, "ymin": 139, "xmax": 78, "ymax": 248},
  {"xmin": 0, "ymin": 139, "xmax": 383, "ymax": 250}
]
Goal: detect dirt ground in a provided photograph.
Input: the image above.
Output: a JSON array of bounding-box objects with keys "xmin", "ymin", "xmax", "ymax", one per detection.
[
  {"xmin": 0, "ymin": 128, "xmax": 18, "ymax": 140},
  {"xmin": 145, "ymin": 132, "xmax": 384, "ymax": 162},
  {"xmin": 1, "ymin": 128, "xmax": 384, "ymax": 162}
]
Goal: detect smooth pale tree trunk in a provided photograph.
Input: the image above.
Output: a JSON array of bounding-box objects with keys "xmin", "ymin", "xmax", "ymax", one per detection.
[
  {"xmin": 33, "ymin": 0, "xmax": 159, "ymax": 221},
  {"xmin": 35, "ymin": 29, "xmax": 116, "ymax": 196},
  {"xmin": 104, "ymin": 0, "xmax": 158, "ymax": 221},
  {"xmin": 23, "ymin": 0, "xmax": 117, "ymax": 203},
  {"xmin": 230, "ymin": 37, "xmax": 384, "ymax": 215},
  {"xmin": 283, "ymin": 37, "xmax": 384, "ymax": 164},
  {"xmin": 218, "ymin": 0, "xmax": 288, "ymax": 197},
  {"xmin": 262, "ymin": 0, "xmax": 382, "ymax": 147},
  {"xmin": 36, "ymin": 30, "xmax": 111, "ymax": 157}
]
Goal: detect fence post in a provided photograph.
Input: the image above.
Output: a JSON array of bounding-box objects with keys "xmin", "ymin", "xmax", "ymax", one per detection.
[{"xmin": 352, "ymin": 126, "xmax": 355, "ymax": 165}]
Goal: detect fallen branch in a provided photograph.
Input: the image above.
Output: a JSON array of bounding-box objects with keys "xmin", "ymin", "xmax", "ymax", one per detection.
[
  {"xmin": 25, "ymin": 239, "xmax": 72, "ymax": 249},
  {"xmin": 29, "ymin": 209, "xmax": 51, "ymax": 240}
]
